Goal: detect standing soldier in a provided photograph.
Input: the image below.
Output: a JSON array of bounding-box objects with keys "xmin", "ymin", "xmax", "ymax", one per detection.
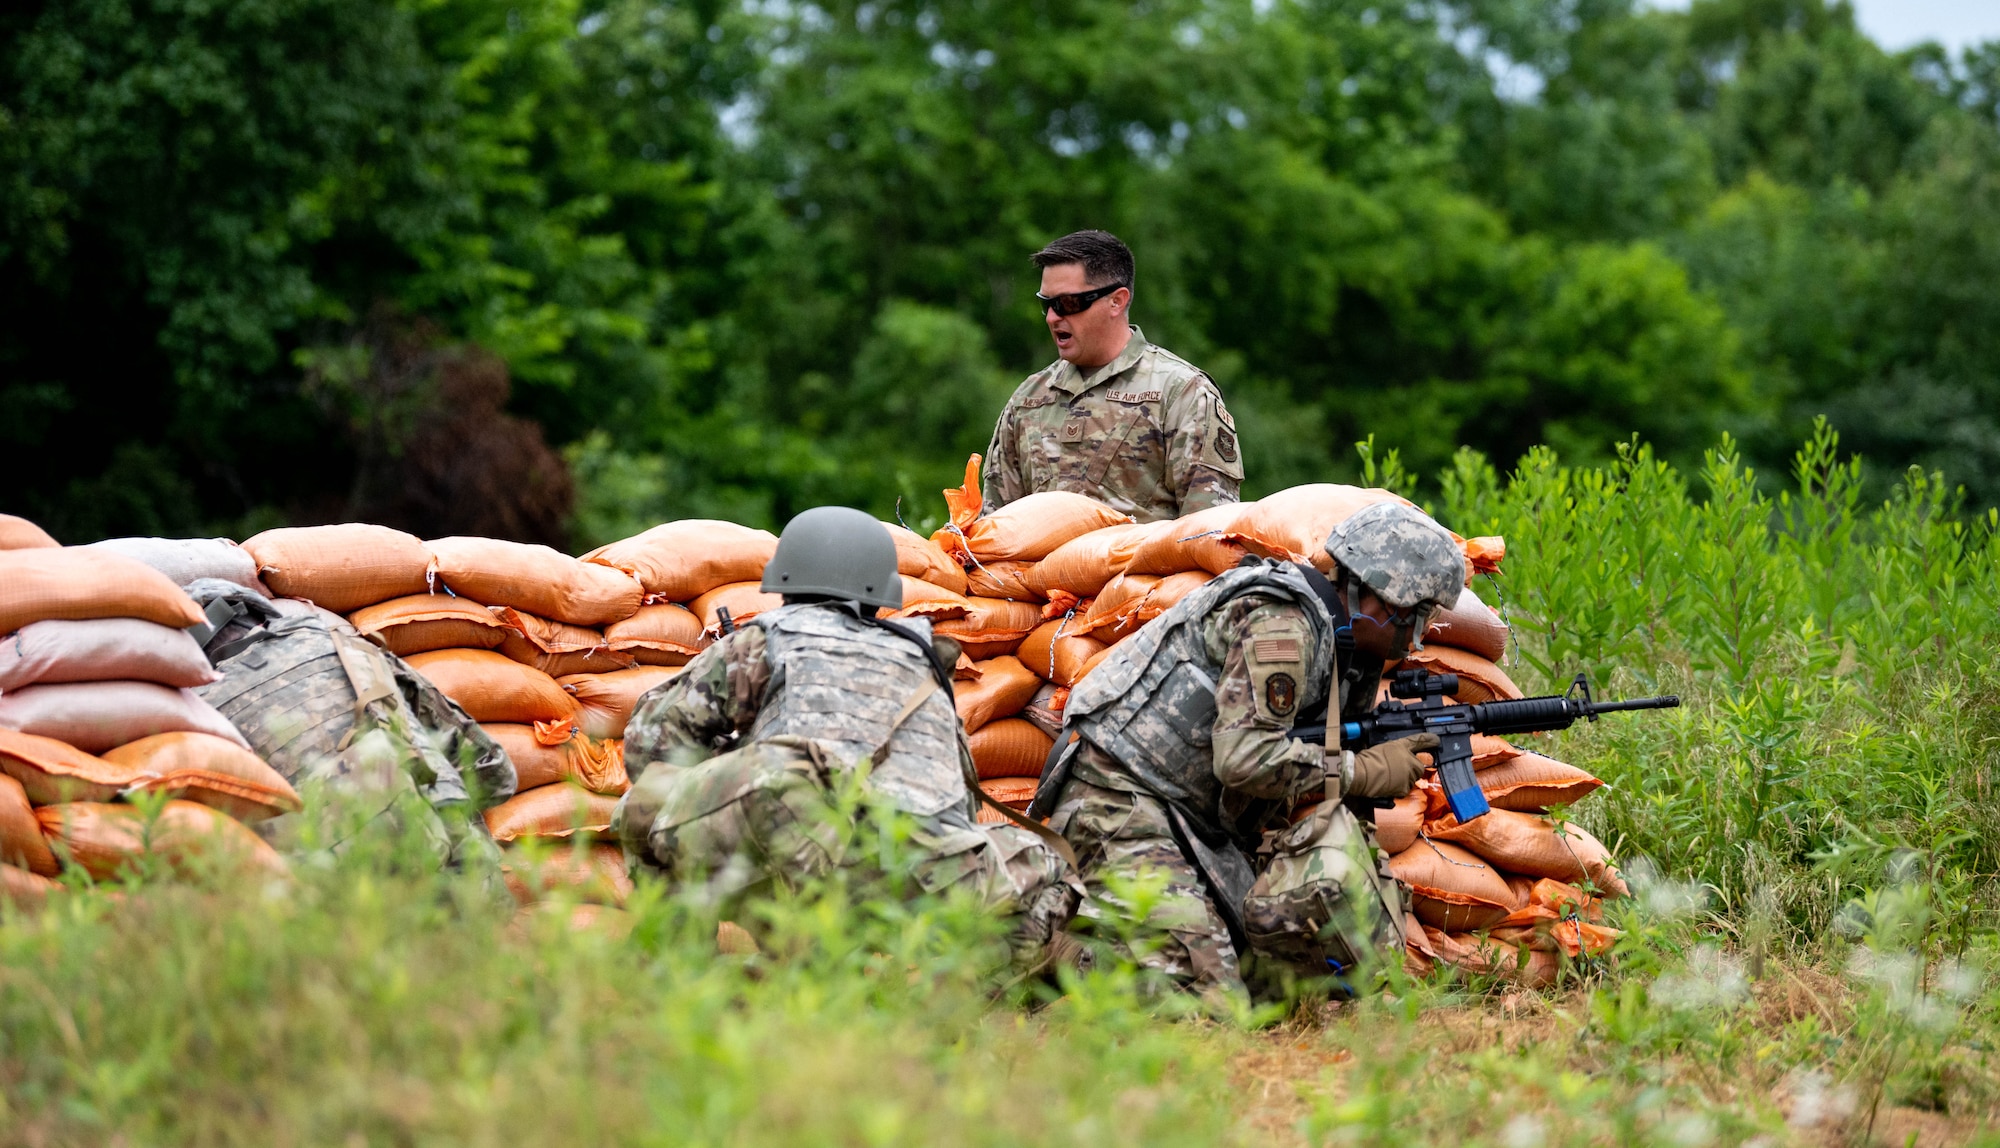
[
  {"xmin": 1027, "ymin": 504, "xmax": 1467, "ymax": 1004},
  {"xmin": 615, "ymin": 507, "xmax": 1079, "ymax": 968},
  {"xmin": 983, "ymin": 230, "xmax": 1242, "ymax": 523}
]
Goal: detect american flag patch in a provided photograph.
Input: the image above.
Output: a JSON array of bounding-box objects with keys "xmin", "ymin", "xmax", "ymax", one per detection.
[{"xmin": 1251, "ymin": 638, "xmax": 1300, "ymax": 663}]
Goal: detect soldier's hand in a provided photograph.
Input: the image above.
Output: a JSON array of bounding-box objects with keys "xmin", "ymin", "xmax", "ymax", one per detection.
[{"xmin": 1345, "ymin": 733, "xmax": 1439, "ymax": 800}]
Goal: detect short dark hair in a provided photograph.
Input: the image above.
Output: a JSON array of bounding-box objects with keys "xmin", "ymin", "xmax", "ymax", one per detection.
[{"xmin": 1032, "ymin": 230, "xmax": 1134, "ymax": 289}]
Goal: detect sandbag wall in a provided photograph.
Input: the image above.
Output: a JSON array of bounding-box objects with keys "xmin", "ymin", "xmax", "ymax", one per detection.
[{"xmin": 0, "ymin": 520, "xmax": 295, "ymax": 896}]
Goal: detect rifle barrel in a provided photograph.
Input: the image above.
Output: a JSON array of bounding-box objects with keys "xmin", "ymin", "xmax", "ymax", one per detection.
[{"xmin": 1589, "ymin": 695, "xmax": 1680, "ymax": 714}]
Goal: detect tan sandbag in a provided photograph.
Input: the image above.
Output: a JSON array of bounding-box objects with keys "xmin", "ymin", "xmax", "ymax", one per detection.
[
  {"xmin": 933, "ymin": 491, "xmax": 1132, "ymax": 566},
  {"xmin": 1478, "ymin": 752, "xmax": 1604, "ymax": 811},
  {"xmin": 492, "ymin": 608, "xmax": 636, "ymax": 677},
  {"xmin": 1396, "ymin": 644, "xmax": 1523, "ymax": 704},
  {"xmin": 583, "ymin": 520, "xmax": 778, "ymax": 602},
  {"xmin": 954, "ymin": 656, "xmax": 1043, "ymax": 735},
  {"xmin": 1424, "ymin": 585, "xmax": 1508, "ymax": 662},
  {"xmin": 426, "ymin": 536, "xmax": 642, "ymax": 627},
  {"xmin": 483, "ymin": 783, "xmax": 620, "ymax": 842},
  {"xmin": 890, "ymin": 577, "xmax": 971, "ymax": 621},
  {"xmin": 1016, "ymin": 620, "xmax": 1107, "ymax": 687},
  {"xmin": 0, "ymin": 617, "xmax": 220, "ymax": 691},
  {"xmin": 603, "ymin": 603, "xmax": 705, "ymax": 666},
  {"xmin": 0, "ymin": 729, "xmax": 140, "ymax": 804},
  {"xmin": 1372, "ymin": 791, "xmax": 1429, "ymax": 854},
  {"xmin": 37, "ymin": 800, "xmax": 288, "ymax": 880},
  {"xmin": 102, "ymin": 732, "xmax": 303, "ymax": 823},
  {"xmin": 1386, "ymin": 838, "xmax": 1517, "ymax": 931},
  {"xmin": 405, "ymin": 649, "xmax": 578, "ymax": 725},
  {"xmin": 0, "ymin": 515, "xmax": 59, "ymax": 550},
  {"xmin": 1024, "ymin": 522, "xmax": 1166, "ymax": 598},
  {"xmin": 0, "ymin": 775, "xmax": 58, "ymax": 876},
  {"xmin": 689, "ymin": 582, "xmax": 782, "ymax": 635},
  {"xmin": 484, "ymin": 723, "xmax": 628, "ymax": 794},
  {"xmin": 1425, "ymin": 809, "xmax": 1629, "ymax": 896},
  {"xmin": 0, "ymin": 548, "xmax": 205, "ymax": 634},
  {"xmin": 885, "ymin": 524, "xmax": 967, "ymax": 596},
  {"xmin": 242, "ymin": 523, "xmax": 432, "ymax": 613},
  {"xmin": 0, "ymin": 681, "xmax": 248, "ymax": 754},
  {"xmin": 969, "ymin": 718, "xmax": 1054, "ymax": 780},
  {"xmin": 963, "ymin": 560, "xmax": 1041, "ymax": 602},
  {"xmin": 349, "ymin": 593, "xmax": 510, "ymax": 656},
  {"xmin": 502, "ymin": 841, "xmax": 634, "ymax": 907},
  {"xmin": 559, "ymin": 666, "xmax": 681, "ymax": 741},
  {"xmin": 82, "ymin": 537, "xmax": 262, "ymax": 590}
]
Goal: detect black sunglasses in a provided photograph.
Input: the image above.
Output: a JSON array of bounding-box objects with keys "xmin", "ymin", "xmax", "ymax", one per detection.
[{"xmin": 1036, "ymin": 283, "xmax": 1123, "ymax": 316}]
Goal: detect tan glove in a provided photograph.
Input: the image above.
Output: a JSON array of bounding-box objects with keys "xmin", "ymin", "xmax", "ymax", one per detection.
[{"xmin": 1344, "ymin": 732, "xmax": 1439, "ymax": 800}]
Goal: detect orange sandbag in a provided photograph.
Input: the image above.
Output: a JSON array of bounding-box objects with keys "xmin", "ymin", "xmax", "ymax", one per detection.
[
  {"xmin": 0, "ymin": 681, "xmax": 248, "ymax": 754},
  {"xmin": 934, "ymin": 597, "xmax": 1043, "ymax": 661},
  {"xmin": 101, "ymin": 732, "xmax": 303, "ymax": 823},
  {"xmin": 483, "ymin": 783, "xmax": 620, "ymax": 842},
  {"xmin": 0, "ymin": 548, "xmax": 205, "ymax": 634},
  {"xmin": 1396, "ymin": 644, "xmax": 1522, "ymax": 704},
  {"xmin": 968, "ymin": 718, "xmax": 1054, "ymax": 780},
  {"xmin": 560, "ymin": 666, "xmax": 681, "ymax": 740},
  {"xmin": 583, "ymin": 520, "xmax": 779, "ymax": 602},
  {"xmin": 484, "ymin": 723, "xmax": 628, "ymax": 794},
  {"xmin": 1080, "ymin": 573, "xmax": 1158, "ymax": 635},
  {"xmin": 0, "ymin": 775, "xmax": 58, "ymax": 876},
  {"xmin": 933, "ymin": 491, "xmax": 1133, "ymax": 565},
  {"xmin": 1423, "ymin": 927, "xmax": 1561, "ymax": 986},
  {"xmin": 242, "ymin": 523, "xmax": 433, "ymax": 613},
  {"xmin": 603, "ymin": 603, "xmax": 705, "ymax": 666},
  {"xmin": 1425, "ymin": 809, "xmax": 1629, "ymax": 896},
  {"xmin": 349, "ymin": 594, "xmax": 510, "ymax": 656},
  {"xmin": 963, "ymin": 560, "xmax": 1041, "ymax": 602},
  {"xmin": 1024, "ymin": 522, "xmax": 1166, "ymax": 598},
  {"xmin": 1424, "ymin": 585, "xmax": 1508, "ymax": 662},
  {"xmin": 37, "ymin": 800, "xmax": 288, "ymax": 880},
  {"xmin": 1477, "ymin": 752, "xmax": 1604, "ymax": 811},
  {"xmin": 1473, "ymin": 734, "xmax": 1521, "ymax": 770},
  {"xmin": 1122, "ymin": 502, "xmax": 1260, "ymax": 576},
  {"xmin": 405, "ymin": 649, "xmax": 578, "ymax": 725},
  {"xmin": 891, "ymin": 577, "xmax": 971, "ymax": 621},
  {"xmin": 1372, "ymin": 791, "xmax": 1429, "ymax": 854},
  {"xmin": 954, "ymin": 656, "xmax": 1044, "ymax": 735},
  {"xmin": 1386, "ymin": 838, "xmax": 1518, "ymax": 931},
  {"xmin": 1217, "ymin": 484, "xmax": 1410, "ymax": 570},
  {"xmin": 976, "ymin": 775, "xmax": 1039, "ymax": 819},
  {"xmin": 885, "ymin": 524, "xmax": 968, "ymax": 596},
  {"xmin": 0, "ymin": 729, "xmax": 140, "ymax": 804},
  {"xmin": 689, "ymin": 582, "xmax": 782, "ymax": 635},
  {"xmin": 502, "ymin": 841, "xmax": 634, "ymax": 907},
  {"xmin": 1016, "ymin": 620, "xmax": 1107, "ymax": 686},
  {"xmin": 0, "ymin": 864, "xmax": 59, "ymax": 909},
  {"xmin": 0, "ymin": 514, "xmax": 59, "ymax": 550},
  {"xmin": 426, "ymin": 536, "xmax": 642, "ymax": 627},
  {"xmin": 493, "ymin": 608, "xmax": 636, "ymax": 677},
  {"xmin": 1085, "ymin": 570, "xmax": 1211, "ymax": 640}
]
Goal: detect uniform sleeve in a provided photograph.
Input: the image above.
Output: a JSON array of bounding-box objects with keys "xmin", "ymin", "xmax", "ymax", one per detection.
[
  {"xmin": 1206, "ymin": 600, "xmax": 1329, "ymax": 802},
  {"xmin": 1161, "ymin": 373, "xmax": 1244, "ymax": 515},
  {"xmin": 981, "ymin": 390, "xmax": 1029, "ymax": 513},
  {"xmin": 622, "ymin": 627, "xmax": 772, "ymax": 781}
]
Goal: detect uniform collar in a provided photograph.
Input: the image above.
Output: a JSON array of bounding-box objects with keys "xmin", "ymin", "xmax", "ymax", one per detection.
[{"xmin": 1050, "ymin": 325, "xmax": 1149, "ymax": 396}]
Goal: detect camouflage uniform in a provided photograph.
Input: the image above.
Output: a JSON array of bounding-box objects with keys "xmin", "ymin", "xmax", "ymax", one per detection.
[
  {"xmin": 1032, "ymin": 561, "xmax": 1404, "ymax": 1000},
  {"xmin": 618, "ymin": 603, "xmax": 1079, "ymax": 964},
  {"xmin": 983, "ymin": 326, "xmax": 1243, "ymax": 523}
]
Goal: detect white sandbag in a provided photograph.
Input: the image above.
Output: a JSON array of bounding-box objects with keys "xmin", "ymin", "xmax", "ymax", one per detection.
[
  {"xmin": 0, "ymin": 681, "xmax": 249, "ymax": 753},
  {"xmin": 0, "ymin": 618, "xmax": 220, "ymax": 691},
  {"xmin": 82, "ymin": 537, "xmax": 263, "ymax": 590}
]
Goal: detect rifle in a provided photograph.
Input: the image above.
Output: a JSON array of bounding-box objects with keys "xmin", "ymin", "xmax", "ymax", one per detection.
[{"xmin": 1291, "ymin": 669, "xmax": 1679, "ymax": 824}]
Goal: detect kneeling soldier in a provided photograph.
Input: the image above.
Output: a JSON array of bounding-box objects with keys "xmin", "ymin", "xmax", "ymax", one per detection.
[
  {"xmin": 615, "ymin": 507, "xmax": 1079, "ymax": 967},
  {"xmin": 1027, "ymin": 503, "xmax": 1467, "ymax": 1003}
]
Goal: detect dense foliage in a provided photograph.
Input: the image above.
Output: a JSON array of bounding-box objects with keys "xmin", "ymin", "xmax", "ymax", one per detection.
[{"xmin": 5, "ymin": 0, "xmax": 2000, "ymax": 542}]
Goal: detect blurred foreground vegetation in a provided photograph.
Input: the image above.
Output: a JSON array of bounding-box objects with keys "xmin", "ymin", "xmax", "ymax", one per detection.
[
  {"xmin": 6, "ymin": 0, "xmax": 2000, "ymax": 542},
  {"xmin": 2, "ymin": 428, "xmax": 1996, "ymax": 1144}
]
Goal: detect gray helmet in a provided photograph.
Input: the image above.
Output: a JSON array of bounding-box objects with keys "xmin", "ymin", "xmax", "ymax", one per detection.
[
  {"xmin": 761, "ymin": 506, "xmax": 903, "ymax": 610},
  {"xmin": 1323, "ymin": 502, "xmax": 1466, "ymax": 611}
]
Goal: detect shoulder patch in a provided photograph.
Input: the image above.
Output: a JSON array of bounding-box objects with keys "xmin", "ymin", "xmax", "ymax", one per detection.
[
  {"xmin": 1264, "ymin": 672, "xmax": 1298, "ymax": 717},
  {"xmin": 1216, "ymin": 426, "xmax": 1239, "ymax": 463}
]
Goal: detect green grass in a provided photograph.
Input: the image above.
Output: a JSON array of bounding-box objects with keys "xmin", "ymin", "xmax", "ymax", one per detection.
[{"xmin": 3, "ymin": 422, "xmax": 1998, "ymax": 1145}]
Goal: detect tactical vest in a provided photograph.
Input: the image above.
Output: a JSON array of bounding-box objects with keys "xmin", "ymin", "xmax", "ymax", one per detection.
[
  {"xmin": 748, "ymin": 604, "xmax": 973, "ymax": 819},
  {"xmin": 1063, "ymin": 561, "xmax": 1342, "ymax": 836}
]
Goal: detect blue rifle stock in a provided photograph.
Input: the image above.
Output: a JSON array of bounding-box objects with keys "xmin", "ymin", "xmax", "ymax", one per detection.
[{"xmin": 1291, "ymin": 670, "xmax": 1679, "ymax": 823}]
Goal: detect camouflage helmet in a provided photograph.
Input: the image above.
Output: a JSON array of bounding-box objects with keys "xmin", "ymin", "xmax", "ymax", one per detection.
[
  {"xmin": 762, "ymin": 506, "xmax": 903, "ymax": 610},
  {"xmin": 1323, "ymin": 503, "xmax": 1465, "ymax": 610}
]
